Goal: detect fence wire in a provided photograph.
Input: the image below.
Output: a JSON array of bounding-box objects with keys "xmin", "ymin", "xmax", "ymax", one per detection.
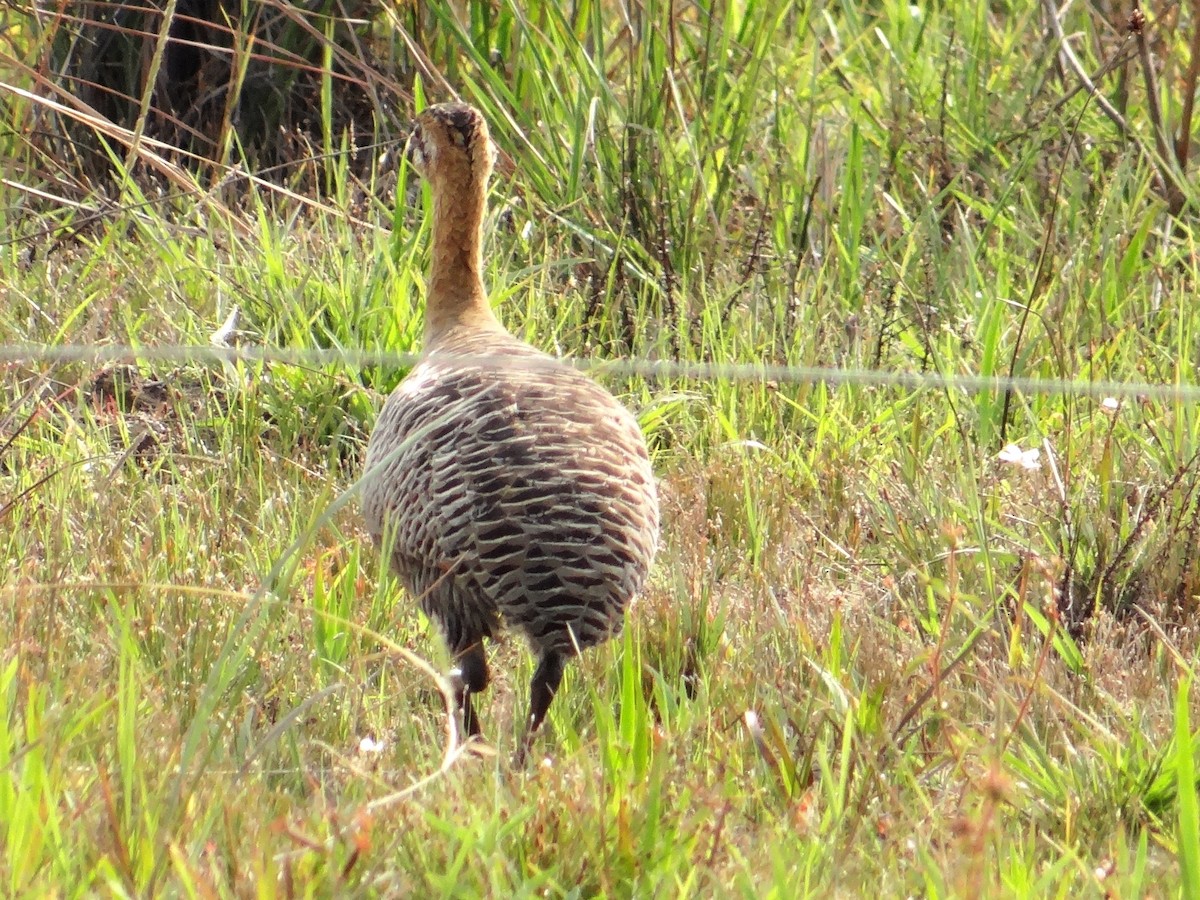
[{"xmin": 2, "ymin": 342, "xmax": 1199, "ymax": 404}]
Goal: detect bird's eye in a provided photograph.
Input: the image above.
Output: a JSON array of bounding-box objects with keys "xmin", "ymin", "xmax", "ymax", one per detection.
[{"xmin": 406, "ymin": 125, "xmax": 432, "ymax": 169}]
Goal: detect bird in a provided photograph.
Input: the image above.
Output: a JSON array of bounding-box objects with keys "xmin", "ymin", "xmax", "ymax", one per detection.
[{"xmin": 361, "ymin": 102, "xmax": 659, "ymax": 762}]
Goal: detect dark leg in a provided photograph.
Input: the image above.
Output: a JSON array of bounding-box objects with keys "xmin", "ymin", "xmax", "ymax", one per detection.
[
  {"xmin": 515, "ymin": 651, "xmax": 565, "ymax": 764},
  {"xmin": 450, "ymin": 642, "xmax": 490, "ymax": 740}
]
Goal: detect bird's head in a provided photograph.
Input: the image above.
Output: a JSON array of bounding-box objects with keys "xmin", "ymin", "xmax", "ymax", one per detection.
[{"xmin": 405, "ymin": 102, "xmax": 496, "ymax": 188}]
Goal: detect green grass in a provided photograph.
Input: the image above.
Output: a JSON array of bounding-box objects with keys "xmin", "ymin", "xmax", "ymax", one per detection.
[{"xmin": 3, "ymin": 0, "xmax": 1200, "ymax": 894}]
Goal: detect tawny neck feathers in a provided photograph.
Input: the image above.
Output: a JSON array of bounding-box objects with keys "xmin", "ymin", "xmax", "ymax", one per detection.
[{"xmin": 406, "ymin": 103, "xmax": 501, "ymax": 346}]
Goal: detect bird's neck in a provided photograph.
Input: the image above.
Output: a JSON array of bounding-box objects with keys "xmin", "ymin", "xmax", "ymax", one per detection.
[{"xmin": 424, "ymin": 177, "xmax": 502, "ymax": 348}]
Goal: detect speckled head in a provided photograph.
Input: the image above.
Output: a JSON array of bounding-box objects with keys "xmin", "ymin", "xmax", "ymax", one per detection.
[{"xmin": 406, "ymin": 102, "xmax": 496, "ymax": 186}]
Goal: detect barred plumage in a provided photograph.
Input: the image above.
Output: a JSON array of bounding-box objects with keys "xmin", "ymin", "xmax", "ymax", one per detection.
[{"xmin": 361, "ymin": 103, "xmax": 659, "ymax": 760}]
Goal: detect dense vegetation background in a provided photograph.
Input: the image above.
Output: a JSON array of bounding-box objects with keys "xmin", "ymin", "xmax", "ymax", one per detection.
[{"xmin": 3, "ymin": 0, "xmax": 1200, "ymax": 894}]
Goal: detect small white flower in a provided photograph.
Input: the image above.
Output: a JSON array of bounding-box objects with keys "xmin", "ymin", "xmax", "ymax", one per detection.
[
  {"xmin": 998, "ymin": 443, "xmax": 1041, "ymax": 470},
  {"xmin": 1100, "ymin": 397, "xmax": 1120, "ymax": 414},
  {"xmin": 358, "ymin": 736, "xmax": 386, "ymax": 754}
]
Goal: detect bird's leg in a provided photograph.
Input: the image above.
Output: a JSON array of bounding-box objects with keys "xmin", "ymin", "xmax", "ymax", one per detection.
[
  {"xmin": 450, "ymin": 642, "xmax": 490, "ymax": 741},
  {"xmin": 515, "ymin": 650, "xmax": 565, "ymax": 765}
]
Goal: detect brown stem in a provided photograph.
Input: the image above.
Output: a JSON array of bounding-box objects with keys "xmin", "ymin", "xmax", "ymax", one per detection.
[
  {"xmin": 1134, "ymin": 2, "xmax": 1189, "ymax": 214},
  {"xmin": 1175, "ymin": 0, "xmax": 1200, "ymax": 171}
]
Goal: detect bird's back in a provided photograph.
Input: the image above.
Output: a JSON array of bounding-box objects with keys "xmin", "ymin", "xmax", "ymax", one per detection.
[{"xmin": 362, "ymin": 330, "xmax": 659, "ymax": 656}]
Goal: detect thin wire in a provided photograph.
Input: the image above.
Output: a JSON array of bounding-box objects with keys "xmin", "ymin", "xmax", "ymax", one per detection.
[{"xmin": 1, "ymin": 342, "xmax": 1198, "ymax": 402}]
